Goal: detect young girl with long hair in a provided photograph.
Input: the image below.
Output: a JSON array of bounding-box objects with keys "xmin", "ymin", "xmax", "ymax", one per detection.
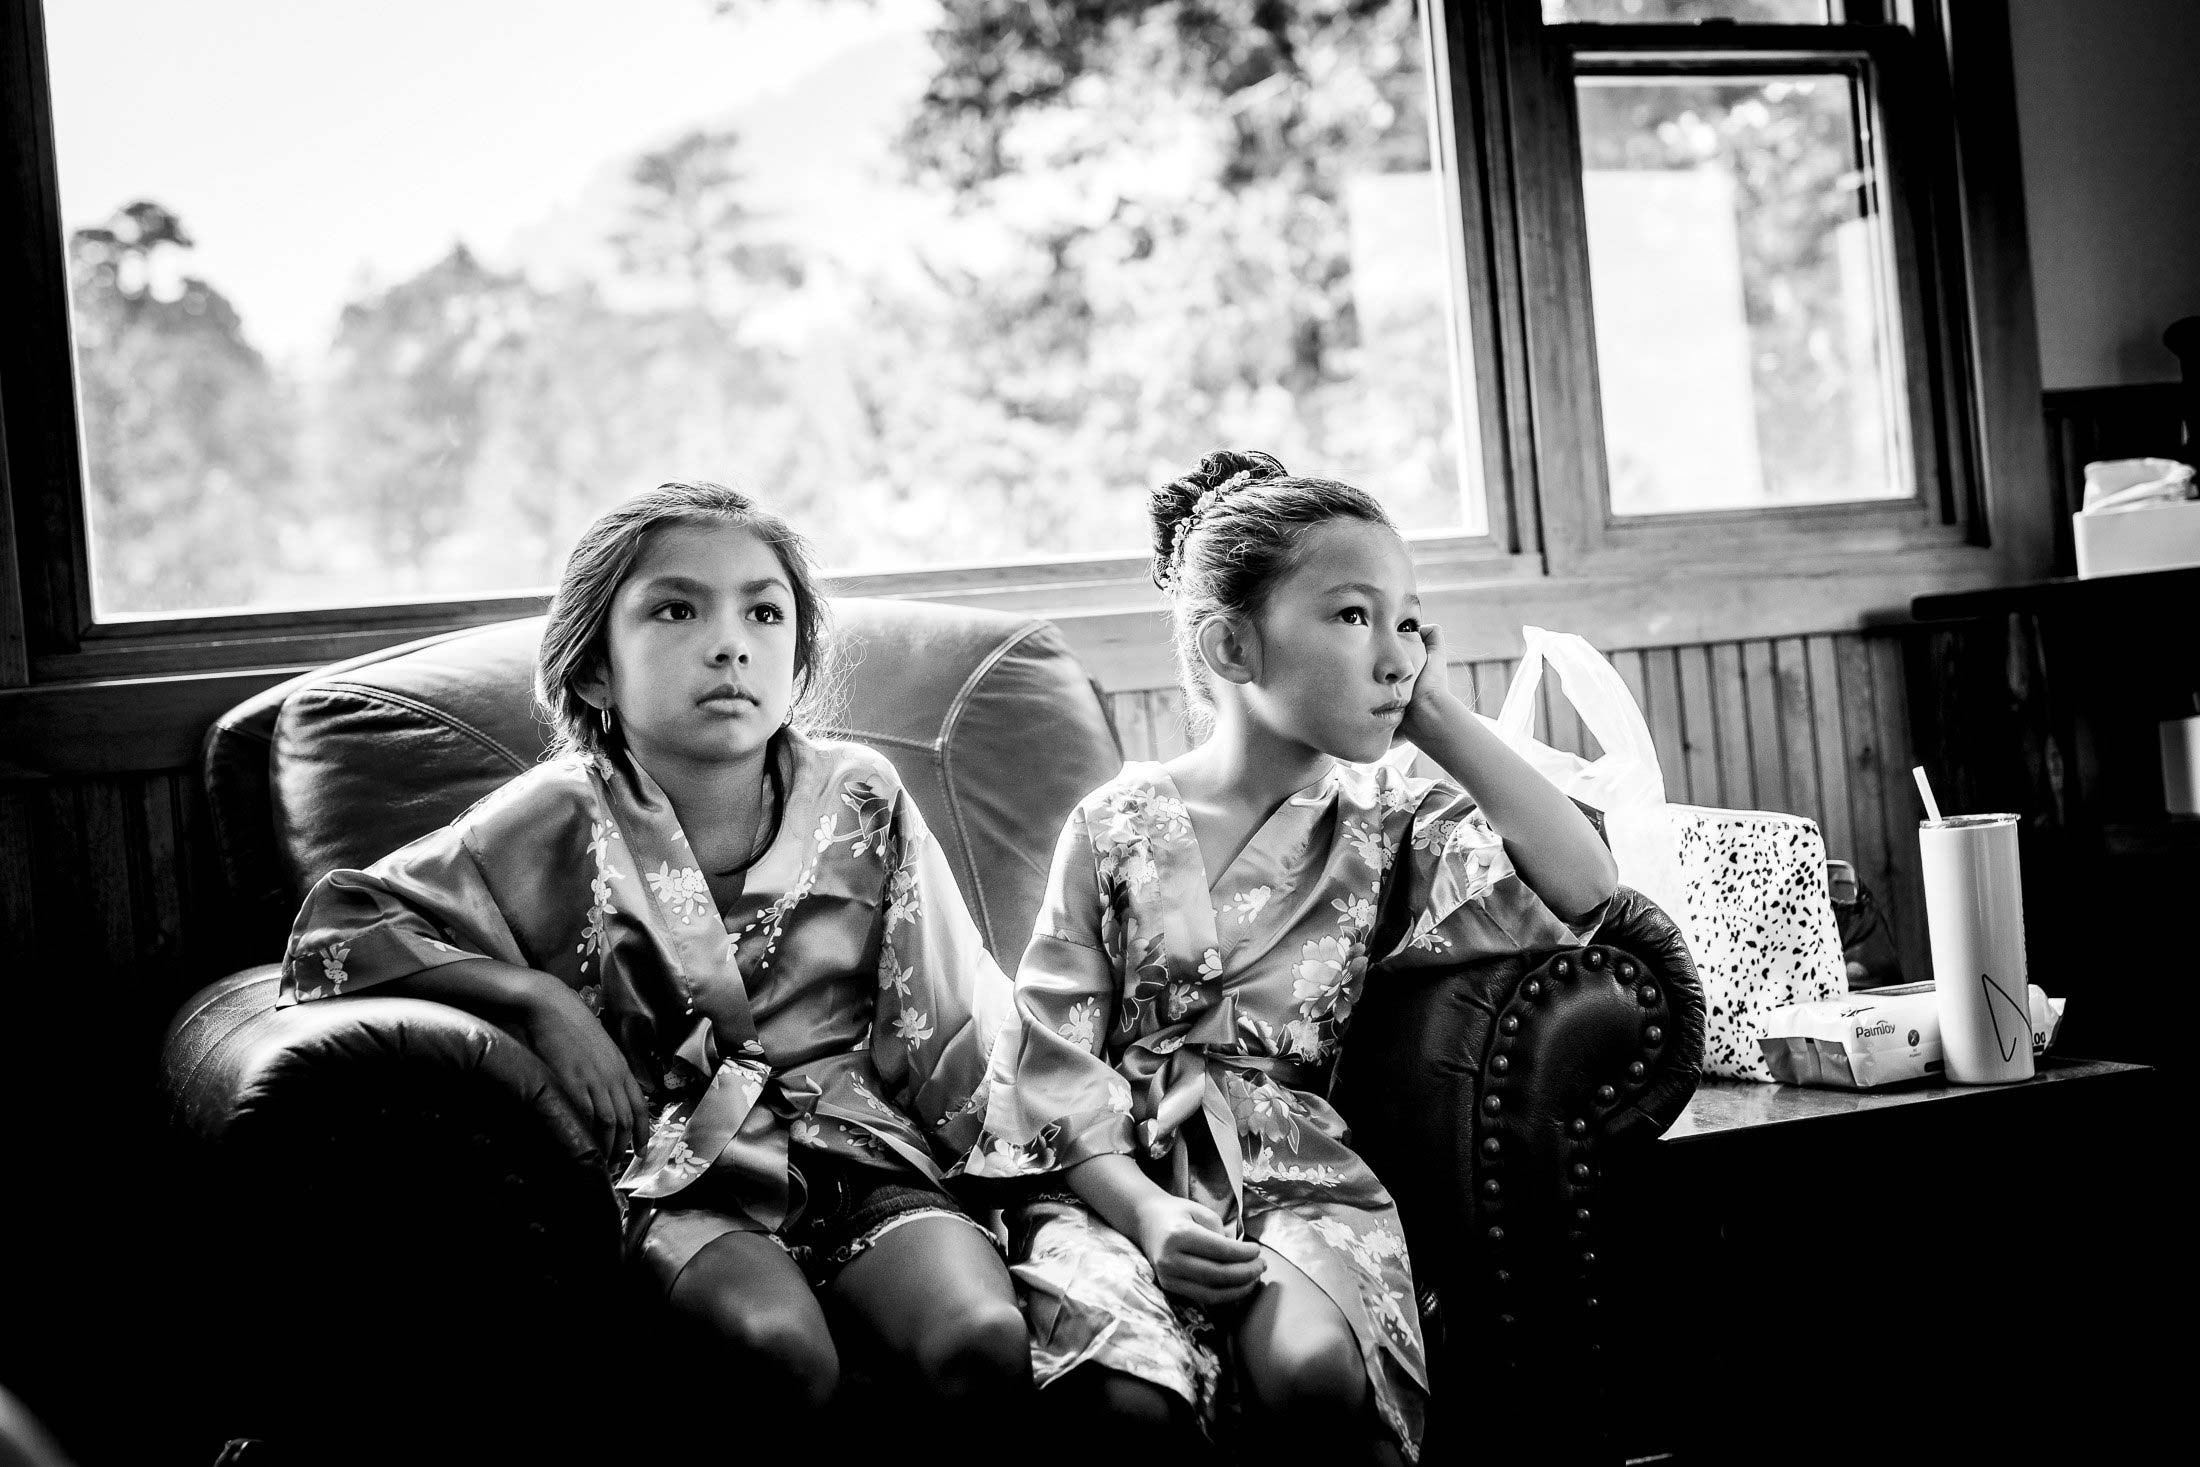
[
  {"xmin": 967, "ymin": 450, "xmax": 1617, "ymax": 1463},
  {"xmin": 284, "ymin": 481, "xmax": 1028, "ymax": 1422}
]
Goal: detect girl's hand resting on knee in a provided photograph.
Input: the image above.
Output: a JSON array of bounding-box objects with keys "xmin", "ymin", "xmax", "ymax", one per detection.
[
  {"xmin": 516, "ymin": 980, "xmax": 650, "ymax": 1162},
  {"xmin": 1133, "ymin": 1194, "xmax": 1266, "ymax": 1307}
]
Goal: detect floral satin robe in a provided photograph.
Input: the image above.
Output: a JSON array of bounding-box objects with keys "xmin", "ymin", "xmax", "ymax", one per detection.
[
  {"xmin": 967, "ymin": 758, "xmax": 1599, "ymax": 1457},
  {"xmin": 284, "ymin": 730, "xmax": 1012, "ymax": 1272}
]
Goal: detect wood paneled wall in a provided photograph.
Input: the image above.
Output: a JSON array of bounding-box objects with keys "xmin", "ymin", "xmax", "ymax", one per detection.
[
  {"xmin": 1, "ymin": 629, "xmax": 1932, "ymax": 1067},
  {"xmin": 0, "ymin": 767, "xmax": 244, "ymax": 1054},
  {"xmin": 1110, "ymin": 630, "xmax": 1929, "ymax": 981},
  {"xmin": 3, "ymin": 630, "xmax": 1926, "ymax": 1065}
]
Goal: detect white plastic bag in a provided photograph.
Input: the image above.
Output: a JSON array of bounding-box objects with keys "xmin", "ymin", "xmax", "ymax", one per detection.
[
  {"xmin": 1492, "ymin": 627, "xmax": 1847, "ymax": 1080},
  {"xmin": 1492, "ymin": 627, "xmax": 1684, "ymax": 920}
]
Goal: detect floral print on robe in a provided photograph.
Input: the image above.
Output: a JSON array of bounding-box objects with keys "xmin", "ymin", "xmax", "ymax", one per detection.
[
  {"xmin": 967, "ymin": 758, "xmax": 1601, "ymax": 1458},
  {"xmin": 284, "ymin": 730, "xmax": 1012, "ymax": 1264}
]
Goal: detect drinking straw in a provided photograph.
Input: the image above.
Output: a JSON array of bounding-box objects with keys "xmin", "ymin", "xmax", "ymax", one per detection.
[{"xmin": 1912, "ymin": 765, "xmax": 1943, "ymax": 824}]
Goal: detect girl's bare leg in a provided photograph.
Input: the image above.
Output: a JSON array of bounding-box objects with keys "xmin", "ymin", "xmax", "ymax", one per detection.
[
  {"xmin": 667, "ymin": 1230, "xmax": 840, "ymax": 1408},
  {"xmin": 825, "ymin": 1214, "xmax": 1030, "ymax": 1403},
  {"xmin": 1046, "ymin": 1366, "xmax": 1206, "ymax": 1467},
  {"xmin": 1235, "ymin": 1247, "xmax": 1404, "ymax": 1467}
]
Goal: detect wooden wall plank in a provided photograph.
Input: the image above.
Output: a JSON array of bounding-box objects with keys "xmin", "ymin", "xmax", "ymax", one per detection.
[
  {"xmin": 1805, "ymin": 636, "xmax": 1854, "ymax": 862},
  {"xmin": 1468, "ymin": 659, "xmax": 1516, "ymax": 722},
  {"xmin": 1110, "ymin": 688, "xmax": 1155, "ymax": 763},
  {"xmin": 1835, "ymin": 633, "xmax": 1895, "ymax": 926},
  {"xmin": 1740, "ymin": 639, "xmax": 1786, "ymax": 812},
  {"xmin": 1609, "ymin": 647, "xmax": 1649, "ymax": 743},
  {"xmin": 1709, "ymin": 642, "xmax": 1752, "ymax": 808},
  {"xmin": 1535, "ymin": 666, "xmax": 1576, "ymax": 756},
  {"xmin": 1675, "ymin": 643, "xmax": 1722, "ymax": 808},
  {"xmin": 1870, "ymin": 634, "xmax": 1931, "ymax": 983},
  {"xmin": 1147, "ymin": 689, "xmax": 1191, "ymax": 760},
  {"xmin": 135, "ymin": 772, "xmax": 184, "ymax": 981},
  {"xmin": 1772, "ymin": 637, "xmax": 1823, "ymax": 826},
  {"xmin": 1638, "ymin": 647, "xmax": 1688, "ymax": 803},
  {"xmin": 74, "ymin": 780, "xmax": 140, "ymax": 995},
  {"xmin": 0, "ymin": 783, "xmax": 36, "ymax": 970}
]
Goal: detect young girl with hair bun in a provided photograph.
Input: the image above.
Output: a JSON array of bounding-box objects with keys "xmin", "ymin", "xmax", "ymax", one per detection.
[
  {"xmin": 284, "ymin": 480, "xmax": 1028, "ymax": 1428},
  {"xmin": 968, "ymin": 450, "xmax": 1617, "ymax": 1462}
]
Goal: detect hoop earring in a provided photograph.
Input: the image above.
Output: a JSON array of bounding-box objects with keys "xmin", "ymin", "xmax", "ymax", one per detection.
[{"xmin": 600, "ymin": 706, "xmax": 614, "ymax": 735}]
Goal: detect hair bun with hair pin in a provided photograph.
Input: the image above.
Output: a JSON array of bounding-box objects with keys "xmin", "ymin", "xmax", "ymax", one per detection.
[{"xmin": 1159, "ymin": 466, "xmax": 1267, "ymax": 591}]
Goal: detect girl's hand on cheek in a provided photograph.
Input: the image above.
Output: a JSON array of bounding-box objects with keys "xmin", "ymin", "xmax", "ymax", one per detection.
[{"xmin": 1398, "ymin": 624, "xmax": 1463, "ymax": 747}]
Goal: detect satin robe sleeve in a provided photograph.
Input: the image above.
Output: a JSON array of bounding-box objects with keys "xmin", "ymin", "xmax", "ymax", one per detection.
[
  {"xmin": 865, "ymin": 779, "xmax": 1017, "ymax": 1170},
  {"xmin": 281, "ymin": 821, "xmax": 534, "ymax": 1004},
  {"xmin": 1374, "ymin": 774, "xmax": 1604, "ymax": 969},
  {"xmin": 961, "ymin": 805, "xmax": 1137, "ymax": 1179}
]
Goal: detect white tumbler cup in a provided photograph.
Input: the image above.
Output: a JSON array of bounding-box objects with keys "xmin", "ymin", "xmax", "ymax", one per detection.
[
  {"xmin": 1918, "ymin": 814, "xmax": 2035, "ymax": 1085},
  {"xmin": 2160, "ymin": 715, "xmax": 2200, "ymax": 816}
]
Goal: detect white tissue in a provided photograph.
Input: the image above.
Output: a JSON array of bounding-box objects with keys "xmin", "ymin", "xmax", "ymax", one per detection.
[{"xmin": 2081, "ymin": 457, "xmax": 2196, "ymax": 515}]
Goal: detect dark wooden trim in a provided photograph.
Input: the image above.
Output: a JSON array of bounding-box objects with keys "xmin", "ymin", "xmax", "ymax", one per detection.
[
  {"xmin": 0, "ymin": 665, "xmax": 307, "ymax": 777},
  {"xmin": 0, "ymin": 0, "xmax": 92, "ymax": 658},
  {"xmin": 1864, "ymin": 19, "xmax": 1969, "ymax": 530},
  {"xmin": 1431, "ymin": 0, "xmax": 1533, "ymax": 554},
  {"xmin": 1930, "ymin": 0, "xmax": 2050, "ymax": 576},
  {"xmin": 1911, "ymin": 563, "xmax": 2200, "ymax": 624},
  {"xmin": 1501, "ymin": 0, "xmax": 1604, "ymax": 571},
  {"xmin": 1559, "ymin": 22, "xmax": 1898, "ymax": 62},
  {"xmin": 28, "ymin": 603, "xmax": 549, "ymax": 684},
  {"xmin": 0, "ymin": 385, "xmax": 27, "ymax": 688}
]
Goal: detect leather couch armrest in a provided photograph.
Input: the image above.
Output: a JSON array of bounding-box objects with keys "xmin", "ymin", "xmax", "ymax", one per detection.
[
  {"xmin": 1335, "ymin": 888, "xmax": 1705, "ymax": 1459},
  {"xmin": 160, "ymin": 966, "xmax": 619, "ymax": 1262},
  {"xmin": 156, "ymin": 967, "xmax": 626, "ymax": 1455},
  {"xmin": 161, "ymin": 965, "xmax": 600, "ymax": 1164}
]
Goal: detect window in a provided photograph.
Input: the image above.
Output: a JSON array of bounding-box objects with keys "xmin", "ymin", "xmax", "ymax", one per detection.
[
  {"xmin": 42, "ymin": 0, "xmax": 1481, "ymax": 619},
  {"xmin": 1535, "ymin": 0, "xmax": 1978, "ymax": 556},
  {"xmin": 0, "ymin": 0, "xmax": 2050, "ymax": 688},
  {"xmin": 1577, "ymin": 69, "xmax": 1909, "ymax": 514}
]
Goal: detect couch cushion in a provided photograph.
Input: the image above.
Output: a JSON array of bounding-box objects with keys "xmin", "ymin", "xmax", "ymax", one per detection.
[
  {"xmin": 203, "ymin": 624, "xmax": 496, "ymax": 959},
  {"xmin": 259, "ymin": 599, "xmax": 1119, "ymax": 965}
]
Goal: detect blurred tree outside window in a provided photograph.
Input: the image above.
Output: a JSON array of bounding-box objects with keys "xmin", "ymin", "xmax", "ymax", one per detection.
[
  {"xmin": 48, "ymin": 0, "xmax": 1477, "ymax": 618},
  {"xmin": 1579, "ymin": 73, "xmax": 1908, "ymax": 514}
]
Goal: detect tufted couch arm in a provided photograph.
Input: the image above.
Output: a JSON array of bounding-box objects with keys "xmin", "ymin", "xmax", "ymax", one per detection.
[
  {"xmin": 158, "ymin": 968, "xmax": 627, "ymax": 1458},
  {"xmin": 162, "ymin": 963, "xmax": 621, "ymax": 1264},
  {"xmin": 1335, "ymin": 888, "xmax": 1705, "ymax": 1463}
]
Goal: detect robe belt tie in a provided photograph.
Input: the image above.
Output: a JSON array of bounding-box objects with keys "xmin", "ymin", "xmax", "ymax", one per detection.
[
  {"xmin": 1122, "ymin": 996, "xmax": 1321, "ymax": 1237},
  {"xmin": 617, "ymin": 1056, "xmax": 792, "ymax": 1227}
]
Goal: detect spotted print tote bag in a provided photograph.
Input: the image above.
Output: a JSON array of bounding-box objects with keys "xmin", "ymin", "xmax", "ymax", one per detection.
[{"xmin": 1493, "ymin": 628, "xmax": 1846, "ymax": 1080}]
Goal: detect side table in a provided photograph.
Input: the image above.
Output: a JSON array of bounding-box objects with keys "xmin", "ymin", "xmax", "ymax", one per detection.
[{"xmin": 1601, "ymin": 1058, "xmax": 2164, "ymax": 1466}]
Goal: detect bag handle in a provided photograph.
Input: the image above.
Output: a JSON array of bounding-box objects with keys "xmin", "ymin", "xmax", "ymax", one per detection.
[{"xmin": 1495, "ymin": 627, "xmax": 1667, "ymax": 804}]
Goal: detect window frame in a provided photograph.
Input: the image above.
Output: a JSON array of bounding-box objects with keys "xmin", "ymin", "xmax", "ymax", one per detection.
[
  {"xmin": 1505, "ymin": 3, "xmax": 2034, "ymax": 577},
  {"xmin": 0, "ymin": 0, "xmax": 2049, "ymax": 715}
]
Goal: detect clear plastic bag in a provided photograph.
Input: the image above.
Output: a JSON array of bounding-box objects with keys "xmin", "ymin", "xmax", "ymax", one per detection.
[{"xmin": 1492, "ymin": 626, "xmax": 1684, "ymax": 919}]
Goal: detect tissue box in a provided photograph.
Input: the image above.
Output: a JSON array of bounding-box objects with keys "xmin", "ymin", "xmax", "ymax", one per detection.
[
  {"xmin": 2074, "ymin": 497, "xmax": 2200, "ymax": 579},
  {"xmin": 1758, "ymin": 981, "xmax": 2066, "ymax": 1089}
]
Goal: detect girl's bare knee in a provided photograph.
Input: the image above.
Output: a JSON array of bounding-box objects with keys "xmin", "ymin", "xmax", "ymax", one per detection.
[
  {"xmin": 1250, "ymin": 1327, "xmax": 1367, "ymax": 1418},
  {"xmin": 701, "ymin": 1298, "xmax": 841, "ymax": 1406},
  {"xmin": 916, "ymin": 1296, "xmax": 1030, "ymax": 1398}
]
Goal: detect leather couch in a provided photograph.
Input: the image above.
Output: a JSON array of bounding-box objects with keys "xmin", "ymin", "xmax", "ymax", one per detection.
[{"xmin": 158, "ymin": 600, "xmax": 1703, "ymax": 1464}]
